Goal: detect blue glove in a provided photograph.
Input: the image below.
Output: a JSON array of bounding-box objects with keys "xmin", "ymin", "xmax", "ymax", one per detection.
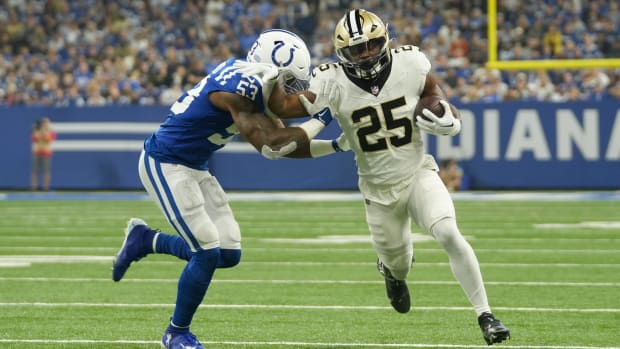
[{"xmin": 311, "ymin": 107, "xmax": 333, "ymax": 126}]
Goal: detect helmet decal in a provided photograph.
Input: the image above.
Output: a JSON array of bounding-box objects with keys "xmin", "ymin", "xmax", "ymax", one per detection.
[{"xmin": 271, "ymin": 41, "xmax": 295, "ymax": 67}]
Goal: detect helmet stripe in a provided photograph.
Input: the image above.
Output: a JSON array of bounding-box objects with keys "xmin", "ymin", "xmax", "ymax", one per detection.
[
  {"xmin": 354, "ymin": 9, "xmax": 363, "ymax": 34},
  {"xmin": 346, "ymin": 10, "xmax": 363, "ymax": 37}
]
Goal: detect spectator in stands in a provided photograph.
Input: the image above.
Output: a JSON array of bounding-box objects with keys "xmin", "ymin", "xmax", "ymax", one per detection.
[
  {"xmin": 528, "ymin": 70, "xmax": 556, "ymax": 101},
  {"xmin": 85, "ymin": 80, "xmax": 107, "ymax": 106},
  {"xmin": 582, "ymin": 68, "xmax": 611, "ymax": 100},
  {"xmin": 580, "ymin": 33, "xmax": 603, "ymax": 58},
  {"xmin": 31, "ymin": 117, "xmax": 56, "ymax": 191},
  {"xmin": 565, "ymin": 85, "xmax": 587, "ymax": 101},
  {"xmin": 543, "ymin": 23, "xmax": 563, "ymax": 57},
  {"xmin": 610, "ymin": 78, "xmax": 620, "ymax": 98},
  {"xmin": 106, "ymin": 81, "xmax": 132, "ymax": 105},
  {"xmin": 506, "ymin": 72, "xmax": 533, "ymax": 101},
  {"xmin": 159, "ymin": 82, "xmax": 183, "ymax": 106},
  {"xmin": 562, "ymin": 38, "xmax": 583, "ymax": 59},
  {"xmin": 461, "ymin": 77, "xmax": 484, "ymax": 103},
  {"xmin": 439, "ymin": 159, "xmax": 464, "ymax": 192}
]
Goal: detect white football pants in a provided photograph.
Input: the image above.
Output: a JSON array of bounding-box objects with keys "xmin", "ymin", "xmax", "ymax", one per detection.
[
  {"xmin": 364, "ymin": 166, "xmax": 491, "ymax": 315},
  {"xmin": 138, "ymin": 150, "xmax": 241, "ymax": 252}
]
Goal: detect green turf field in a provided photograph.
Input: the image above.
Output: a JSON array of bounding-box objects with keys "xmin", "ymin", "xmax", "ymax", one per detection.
[{"xmin": 0, "ymin": 195, "xmax": 619, "ymax": 349}]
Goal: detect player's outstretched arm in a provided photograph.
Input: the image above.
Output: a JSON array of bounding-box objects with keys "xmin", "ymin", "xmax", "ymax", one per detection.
[
  {"xmin": 268, "ymin": 83, "xmax": 311, "ymax": 119},
  {"xmin": 210, "ymin": 90, "xmax": 312, "ymax": 158},
  {"xmin": 268, "ymin": 78, "xmax": 340, "ymax": 120}
]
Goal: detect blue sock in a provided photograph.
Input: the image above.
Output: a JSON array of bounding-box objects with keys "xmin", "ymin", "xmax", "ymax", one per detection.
[
  {"xmin": 156, "ymin": 233, "xmax": 192, "ymax": 261},
  {"xmin": 156, "ymin": 234, "xmax": 241, "ymax": 268},
  {"xmin": 218, "ymin": 249, "xmax": 241, "ymax": 268},
  {"xmin": 166, "ymin": 321, "xmax": 189, "ymax": 334},
  {"xmin": 171, "ymin": 248, "xmax": 220, "ymax": 328}
]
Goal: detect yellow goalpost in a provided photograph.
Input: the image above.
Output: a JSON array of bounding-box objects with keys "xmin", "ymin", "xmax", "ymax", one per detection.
[{"xmin": 486, "ymin": 0, "xmax": 620, "ymax": 70}]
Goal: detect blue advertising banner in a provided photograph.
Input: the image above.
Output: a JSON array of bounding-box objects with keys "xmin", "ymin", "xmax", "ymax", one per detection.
[
  {"xmin": 425, "ymin": 101, "xmax": 620, "ymax": 189},
  {"xmin": 1, "ymin": 101, "xmax": 618, "ymax": 190}
]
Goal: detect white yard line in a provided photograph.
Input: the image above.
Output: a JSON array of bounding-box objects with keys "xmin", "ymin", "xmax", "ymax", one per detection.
[
  {"xmin": 0, "ymin": 302, "xmax": 618, "ymax": 313},
  {"xmin": 1, "ymin": 276, "xmax": 619, "ymax": 287},
  {"xmin": 0, "ymin": 339, "xmax": 617, "ymax": 349},
  {"xmin": 2, "ymin": 247, "xmax": 620, "ymax": 254},
  {"xmin": 1, "ymin": 190, "xmax": 620, "ymax": 202},
  {"xmin": 0, "ymin": 255, "xmax": 619, "ymax": 268}
]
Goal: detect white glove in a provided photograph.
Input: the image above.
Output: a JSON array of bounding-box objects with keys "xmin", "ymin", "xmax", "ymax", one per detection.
[
  {"xmin": 260, "ymin": 141, "xmax": 297, "ymax": 160},
  {"xmin": 299, "ymin": 80, "xmax": 339, "ymax": 116},
  {"xmin": 233, "ymin": 61, "xmax": 279, "ymax": 85},
  {"xmin": 415, "ymin": 100, "xmax": 461, "ymax": 136}
]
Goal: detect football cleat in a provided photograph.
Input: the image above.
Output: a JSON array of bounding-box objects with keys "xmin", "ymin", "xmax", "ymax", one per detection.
[
  {"xmin": 478, "ymin": 312, "xmax": 511, "ymax": 345},
  {"xmin": 112, "ymin": 218, "xmax": 153, "ymax": 282},
  {"xmin": 377, "ymin": 259, "xmax": 411, "ymax": 313},
  {"xmin": 161, "ymin": 329, "xmax": 205, "ymax": 349}
]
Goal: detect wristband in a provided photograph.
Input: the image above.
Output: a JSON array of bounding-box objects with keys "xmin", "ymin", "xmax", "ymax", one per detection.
[
  {"xmin": 312, "ymin": 107, "xmax": 333, "ymax": 125},
  {"xmin": 332, "ymin": 139, "xmax": 344, "ymax": 152}
]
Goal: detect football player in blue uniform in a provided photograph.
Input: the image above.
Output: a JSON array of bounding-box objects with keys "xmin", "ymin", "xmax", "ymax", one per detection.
[{"xmin": 111, "ymin": 29, "xmax": 337, "ymax": 349}]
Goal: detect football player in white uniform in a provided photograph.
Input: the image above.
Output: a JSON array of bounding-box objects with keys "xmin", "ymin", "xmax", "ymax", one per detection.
[
  {"xmin": 111, "ymin": 29, "xmax": 337, "ymax": 349},
  {"xmin": 260, "ymin": 9, "xmax": 510, "ymax": 346}
]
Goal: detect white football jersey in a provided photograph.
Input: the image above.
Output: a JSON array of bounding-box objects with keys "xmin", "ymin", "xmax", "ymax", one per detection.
[{"xmin": 310, "ymin": 45, "xmax": 434, "ymax": 204}]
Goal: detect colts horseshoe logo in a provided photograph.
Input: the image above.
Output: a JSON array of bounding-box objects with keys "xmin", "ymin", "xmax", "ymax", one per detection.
[{"xmin": 271, "ymin": 41, "xmax": 295, "ymax": 67}]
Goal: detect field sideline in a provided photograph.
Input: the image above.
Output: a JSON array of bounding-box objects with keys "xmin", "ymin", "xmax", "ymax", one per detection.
[{"xmin": 0, "ymin": 191, "xmax": 618, "ymax": 349}]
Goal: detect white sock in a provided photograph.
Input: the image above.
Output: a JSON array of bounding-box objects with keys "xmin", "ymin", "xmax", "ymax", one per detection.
[{"xmin": 431, "ymin": 218, "xmax": 491, "ymax": 316}]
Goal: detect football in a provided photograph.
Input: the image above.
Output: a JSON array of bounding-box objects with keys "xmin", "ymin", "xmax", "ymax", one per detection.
[{"xmin": 414, "ymin": 95, "xmax": 445, "ymax": 122}]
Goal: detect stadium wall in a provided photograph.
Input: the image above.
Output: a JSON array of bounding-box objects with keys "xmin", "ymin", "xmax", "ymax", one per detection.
[{"xmin": 1, "ymin": 102, "xmax": 618, "ymax": 190}]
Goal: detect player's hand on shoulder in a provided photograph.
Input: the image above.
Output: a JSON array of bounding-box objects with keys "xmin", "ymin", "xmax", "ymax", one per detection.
[{"xmin": 416, "ymin": 100, "xmax": 461, "ymax": 136}]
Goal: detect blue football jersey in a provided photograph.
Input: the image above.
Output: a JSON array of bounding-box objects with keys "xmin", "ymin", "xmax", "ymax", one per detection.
[{"xmin": 144, "ymin": 59, "xmax": 265, "ymax": 170}]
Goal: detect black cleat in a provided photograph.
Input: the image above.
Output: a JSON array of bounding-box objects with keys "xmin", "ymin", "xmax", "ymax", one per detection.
[
  {"xmin": 478, "ymin": 312, "xmax": 511, "ymax": 345},
  {"xmin": 377, "ymin": 259, "xmax": 410, "ymax": 313}
]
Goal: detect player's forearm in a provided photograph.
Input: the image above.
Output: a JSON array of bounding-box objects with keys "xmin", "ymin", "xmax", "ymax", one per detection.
[
  {"xmin": 243, "ymin": 122, "xmax": 308, "ymax": 153},
  {"xmin": 235, "ymin": 109, "xmax": 333, "ymax": 160},
  {"xmin": 283, "ymin": 138, "xmax": 312, "ymax": 158},
  {"xmin": 268, "ymin": 86, "xmax": 308, "ymax": 119}
]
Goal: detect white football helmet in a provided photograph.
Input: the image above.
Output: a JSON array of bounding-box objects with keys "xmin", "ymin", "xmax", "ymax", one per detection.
[
  {"xmin": 247, "ymin": 29, "xmax": 311, "ymax": 93},
  {"xmin": 334, "ymin": 9, "xmax": 391, "ymax": 80}
]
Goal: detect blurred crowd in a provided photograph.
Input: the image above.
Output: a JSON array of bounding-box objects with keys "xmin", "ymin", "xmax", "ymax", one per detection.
[{"xmin": 1, "ymin": 0, "xmax": 619, "ymax": 107}]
